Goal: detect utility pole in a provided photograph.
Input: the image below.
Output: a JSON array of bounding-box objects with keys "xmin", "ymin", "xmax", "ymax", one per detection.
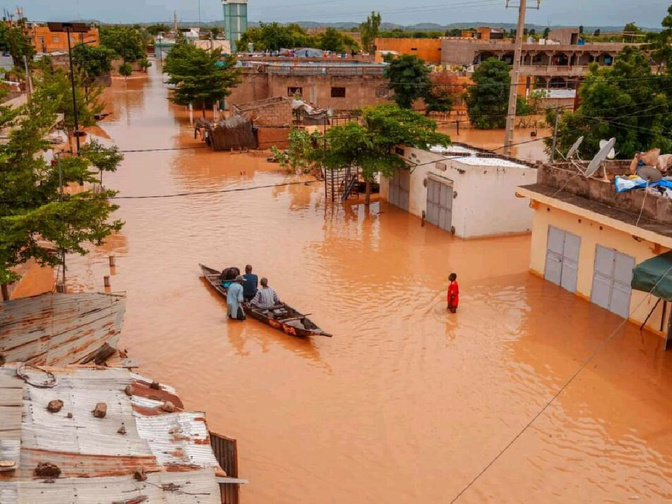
[{"xmin": 503, "ymin": 0, "xmax": 534, "ymax": 156}]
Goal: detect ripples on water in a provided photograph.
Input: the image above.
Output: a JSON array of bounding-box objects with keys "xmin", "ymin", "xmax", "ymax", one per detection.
[{"xmin": 37, "ymin": 67, "xmax": 672, "ymax": 503}]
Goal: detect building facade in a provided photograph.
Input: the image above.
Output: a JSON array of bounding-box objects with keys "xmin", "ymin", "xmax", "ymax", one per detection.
[
  {"xmin": 374, "ymin": 38, "xmax": 442, "ymax": 64},
  {"xmin": 222, "ymin": 0, "xmax": 248, "ymax": 52},
  {"xmin": 226, "ymin": 61, "xmax": 390, "ymax": 111},
  {"xmin": 28, "ymin": 24, "xmax": 99, "ymax": 54},
  {"xmin": 517, "ymin": 162, "xmax": 672, "ymax": 341},
  {"xmin": 379, "ymin": 145, "xmax": 538, "ymax": 239}
]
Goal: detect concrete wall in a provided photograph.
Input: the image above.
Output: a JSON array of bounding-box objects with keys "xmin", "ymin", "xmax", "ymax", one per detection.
[
  {"xmin": 529, "ymin": 203, "xmax": 668, "ymax": 336},
  {"xmin": 381, "ymin": 146, "xmax": 537, "ymax": 238},
  {"xmin": 226, "ymin": 68, "xmax": 389, "ymax": 111},
  {"xmin": 234, "ymin": 97, "xmax": 293, "ymax": 126},
  {"xmin": 373, "ymin": 38, "xmax": 442, "ymax": 64}
]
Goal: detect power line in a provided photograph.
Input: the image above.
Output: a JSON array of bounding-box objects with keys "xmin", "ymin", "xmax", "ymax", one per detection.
[
  {"xmin": 449, "ymin": 261, "xmax": 672, "ymax": 503},
  {"xmin": 109, "ymin": 180, "xmax": 321, "ymax": 199}
]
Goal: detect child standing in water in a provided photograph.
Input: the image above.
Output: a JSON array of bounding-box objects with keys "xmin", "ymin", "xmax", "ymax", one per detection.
[{"xmin": 447, "ymin": 273, "xmax": 459, "ymax": 313}]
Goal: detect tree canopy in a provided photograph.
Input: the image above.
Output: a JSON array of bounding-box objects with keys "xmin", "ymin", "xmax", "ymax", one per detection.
[
  {"xmin": 100, "ymin": 26, "xmax": 147, "ymax": 62},
  {"xmin": 360, "ymin": 12, "xmax": 381, "ymax": 53},
  {"xmin": 72, "ymin": 44, "xmax": 117, "ymax": 85},
  {"xmin": 279, "ymin": 104, "xmax": 450, "ymax": 192},
  {"xmin": 547, "ymin": 46, "xmax": 672, "ymax": 159},
  {"xmin": 238, "ymin": 23, "xmax": 358, "ymax": 53},
  {"xmin": 0, "ymin": 19, "xmax": 35, "ymax": 67},
  {"xmin": 384, "ymin": 54, "xmax": 451, "ymax": 113},
  {"xmin": 0, "ymin": 87, "xmax": 123, "ymax": 285},
  {"xmin": 465, "ymin": 58, "xmax": 511, "ymax": 129},
  {"xmin": 164, "ymin": 42, "xmax": 240, "ymax": 115}
]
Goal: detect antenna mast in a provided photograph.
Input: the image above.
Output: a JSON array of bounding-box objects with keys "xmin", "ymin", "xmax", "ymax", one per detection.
[{"xmin": 503, "ymin": 0, "xmax": 541, "ymax": 156}]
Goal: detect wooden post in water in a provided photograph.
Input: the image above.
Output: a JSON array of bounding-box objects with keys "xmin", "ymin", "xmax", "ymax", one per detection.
[
  {"xmin": 1, "ymin": 284, "xmax": 9, "ymax": 301},
  {"xmin": 56, "ymin": 283, "xmax": 66, "ymax": 293},
  {"xmin": 109, "ymin": 255, "xmax": 116, "ymax": 267},
  {"xmin": 104, "ymin": 276, "xmax": 111, "ymax": 288}
]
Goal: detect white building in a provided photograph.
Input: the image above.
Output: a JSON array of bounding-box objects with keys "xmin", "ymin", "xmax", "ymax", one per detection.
[{"xmin": 379, "ymin": 145, "xmax": 538, "ymax": 239}]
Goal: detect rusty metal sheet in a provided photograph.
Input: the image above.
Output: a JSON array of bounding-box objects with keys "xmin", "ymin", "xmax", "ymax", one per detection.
[
  {"xmin": 0, "ymin": 293, "xmax": 126, "ymax": 366},
  {"xmin": 135, "ymin": 413, "xmax": 221, "ymax": 469},
  {"xmin": 7, "ymin": 469, "xmax": 220, "ymax": 504}
]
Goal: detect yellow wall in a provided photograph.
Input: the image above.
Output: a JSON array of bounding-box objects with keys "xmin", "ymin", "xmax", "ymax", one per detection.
[
  {"xmin": 530, "ymin": 203, "xmax": 669, "ymax": 336},
  {"xmin": 30, "ymin": 26, "xmax": 100, "ymax": 53}
]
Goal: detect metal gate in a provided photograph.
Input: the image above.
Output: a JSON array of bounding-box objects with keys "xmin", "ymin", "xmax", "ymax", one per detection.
[
  {"xmin": 544, "ymin": 226, "xmax": 581, "ymax": 293},
  {"xmin": 591, "ymin": 245, "xmax": 635, "ymax": 318},
  {"xmin": 210, "ymin": 432, "xmax": 240, "ymax": 504},
  {"xmin": 388, "ymin": 170, "xmax": 410, "ymax": 211},
  {"xmin": 426, "ymin": 178, "xmax": 453, "ymax": 232}
]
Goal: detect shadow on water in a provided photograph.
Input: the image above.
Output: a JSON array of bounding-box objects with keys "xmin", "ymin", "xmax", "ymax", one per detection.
[{"xmin": 198, "ymin": 277, "xmax": 331, "ymax": 373}]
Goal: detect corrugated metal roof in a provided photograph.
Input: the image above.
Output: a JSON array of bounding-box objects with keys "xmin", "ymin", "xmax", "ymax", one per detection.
[
  {"xmin": 0, "ymin": 365, "xmax": 229, "ymax": 503},
  {"xmin": 0, "ymin": 292, "xmax": 126, "ymax": 366},
  {"xmin": 0, "ymin": 469, "xmax": 221, "ymax": 504}
]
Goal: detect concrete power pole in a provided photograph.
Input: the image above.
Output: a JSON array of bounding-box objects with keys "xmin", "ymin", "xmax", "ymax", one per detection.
[{"xmin": 503, "ymin": 0, "xmax": 527, "ymax": 156}]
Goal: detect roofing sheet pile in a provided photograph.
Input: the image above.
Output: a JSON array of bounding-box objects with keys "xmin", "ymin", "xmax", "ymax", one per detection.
[
  {"xmin": 0, "ymin": 293, "xmax": 126, "ymax": 366},
  {"xmin": 0, "ymin": 365, "xmax": 224, "ymax": 503}
]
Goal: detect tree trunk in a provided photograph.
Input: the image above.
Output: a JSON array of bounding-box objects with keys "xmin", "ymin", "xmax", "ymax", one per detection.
[
  {"xmin": 202, "ymin": 100, "xmax": 206, "ymax": 119},
  {"xmin": 365, "ymin": 180, "xmax": 372, "ymax": 206},
  {"xmin": 1, "ymin": 284, "xmax": 9, "ymax": 302}
]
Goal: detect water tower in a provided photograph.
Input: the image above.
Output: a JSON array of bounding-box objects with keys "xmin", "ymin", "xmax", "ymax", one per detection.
[{"xmin": 222, "ymin": 0, "xmax": 247, "ymax": 52}]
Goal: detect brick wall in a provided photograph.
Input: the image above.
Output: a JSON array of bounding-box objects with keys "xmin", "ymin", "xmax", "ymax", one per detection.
[{"xmin": 234, "ymin": 97, "xmax": 293, "ymax": 126}]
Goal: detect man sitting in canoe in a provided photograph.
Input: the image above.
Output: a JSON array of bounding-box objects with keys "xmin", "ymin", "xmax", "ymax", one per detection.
[
  {"xmin": 227, "ymin": 275, "xmax": 247, "ymax": 321},
  {"xmin": 250, "ymin": 277, "xmax": 281, "ymax": 309},
  {"xmin": 242, "ymin": 264, "xmax": 258, "ymax": 302}
]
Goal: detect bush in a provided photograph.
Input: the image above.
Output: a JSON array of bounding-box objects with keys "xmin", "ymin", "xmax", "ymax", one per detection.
[{"xmin": 118, "ymin": 62, "xmax": 133, "ymax": 77}]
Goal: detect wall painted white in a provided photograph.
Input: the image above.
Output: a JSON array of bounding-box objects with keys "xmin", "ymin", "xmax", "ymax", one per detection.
[{"xmin": 380, "ymin": 146, "xmax": 538, "ymax": 239}]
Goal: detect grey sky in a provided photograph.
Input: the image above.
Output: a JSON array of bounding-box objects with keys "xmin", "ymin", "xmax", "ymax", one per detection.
[{"xmin": 8, "ymin": 0, "xmax": 672, "ymax": 28}]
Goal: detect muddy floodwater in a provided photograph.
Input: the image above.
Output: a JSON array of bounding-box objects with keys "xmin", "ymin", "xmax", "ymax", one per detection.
[{"xmin": 23, "ymin": 66, "xmax": 672, "ymax": 503}]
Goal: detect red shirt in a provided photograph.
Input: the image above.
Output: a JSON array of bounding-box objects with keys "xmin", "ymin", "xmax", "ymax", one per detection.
[{"xmin": 447, "ymin": 281, "xmax": 459, "ymax": 306}]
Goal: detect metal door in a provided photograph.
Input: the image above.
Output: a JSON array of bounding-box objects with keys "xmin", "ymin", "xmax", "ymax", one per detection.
[
  {"xmin": 544, "ymin": 226, "xmax": 581, "ymax": 293},
  {"xmin": 426, "ymin": 178, "xmax": 453, "ymax": 231},
  {"xmin": 389, "ymin": 170, "xmax": 410, "ymax": 211},
  {"xmin": 591, "ymin": 245, "xmax": 635, "ymax": 318}
]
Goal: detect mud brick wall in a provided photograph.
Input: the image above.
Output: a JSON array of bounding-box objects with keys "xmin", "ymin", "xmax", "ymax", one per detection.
[{"xmin": 256, "ymin": 127, "xmax": 291, "ymax": 150}]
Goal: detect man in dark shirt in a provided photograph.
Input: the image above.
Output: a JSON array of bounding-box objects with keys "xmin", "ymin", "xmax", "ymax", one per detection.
[{"xmin": 242, "ymin": 264, "xmax": 259, "ymax": 301}]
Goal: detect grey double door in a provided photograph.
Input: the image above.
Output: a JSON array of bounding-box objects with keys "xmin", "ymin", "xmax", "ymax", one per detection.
[
  {"xmin": 389, "ymin": 170, "xmax": 410, "ymax": 211},
  {"xmin": 590, "ymin": 245, "xmax": 634, "ymax": 318},
  {"xmin": 544, "ymin": 226, "xmax": 581, "ymax": 293},
  {"xmin": 426, "ymin": 178, "xmax": 453, "ymax": 232}
]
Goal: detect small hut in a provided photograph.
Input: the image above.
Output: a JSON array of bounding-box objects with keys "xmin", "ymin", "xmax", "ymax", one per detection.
[{"xmin": 197, "ymin": 115, "xmax": 257, "ymax": 151}]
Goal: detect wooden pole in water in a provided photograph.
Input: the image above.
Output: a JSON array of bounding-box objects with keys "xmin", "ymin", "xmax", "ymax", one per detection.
[
  {"xmin": 1, "ymin": 284, "xmax": 9, "ymax": 301},
  {"xmin": 109, "ymin": 255, "xmax": 116, "ymax": 267},
  {"xmin": 104, "ymin": 276, "xmax": 110, "ymax": 288}
]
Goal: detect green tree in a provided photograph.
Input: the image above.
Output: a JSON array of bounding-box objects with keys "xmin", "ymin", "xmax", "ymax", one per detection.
[
  {"xmin": 210, "ymin": 27, "xmax": 222, "ymax": 39},
  {"xmin": 545, "ymin": 46, "xmax": 672, "ymax": 159},
  {"xmin": 465, "ymin": 58, "xmax": 511, "ymax": 129},
  {"xmin": 360, "ymin": 11, "xmax": 382, "ymax": 54},
  {"xmin": 37, "ymin": 61, "xmax": 105, "ymax": 149},
  {"xmin": 0, "ymin": 19, "xmax": 35, "ymax": 67},
  {"xmin": 281, "ymin": 104, "xmax": 450, "ymax": 204},
  {"xmin": 145, "ymin": 23, "xmax": 170, "ymax": 36},
  {"xmin": 164, "ymin": 43, "xmax": 240, "ymax": 117},
  {"xmin": 320, "ymin": 28, "xmax": 345, "ymax": 53},
  {"xmin": 0, "ymin": 87, "xmax": 123, "ymax": 288},
  {"xmin": 138, "ymin": 58, "xmax": 152, "ymax": 72},
  {"xmin": 543, "ymin": 27, "xmax": 550, "ymax": 39},
  {"xmin": 118, "ymin": 62, "xmax": 133, "ymax": 76},
  {"xmin": 100, "ymin": 26, "xmax": 147, "ymax": 62},
  {"xmin": 652, "ymin": 5, "xmax": 672, "ymax": 68},
  {"xmin": 72, "ymin": 44, "xmax": 116, "ymax": 85},
  {"xmin": 594, "ymin": 29, "xmax": 602, "ymax": 36},
  {"xmin": 384, "ymin": 54, "xmax": 430, "ymax": 109},
  {"xmin": 579, "ymin": 25, "xmax": 584, "ymax": 34}
]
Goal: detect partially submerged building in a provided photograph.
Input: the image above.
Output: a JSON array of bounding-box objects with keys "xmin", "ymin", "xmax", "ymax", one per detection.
[
  {"xmin": 0, "ymin": 365, "xmax": 243, "ymax": 503},
  {"xmin": 517, "ymin": 161, "xmax": 672, "ymax": 344},
  {"xmin": 380, "ymin": 144, "xmax": 538, "ymax": 239}
]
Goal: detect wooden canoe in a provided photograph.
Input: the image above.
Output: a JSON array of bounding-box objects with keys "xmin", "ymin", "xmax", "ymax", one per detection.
[{"xmin": 199, "ymin": 264, "xmax": 332, "ymax": 338}]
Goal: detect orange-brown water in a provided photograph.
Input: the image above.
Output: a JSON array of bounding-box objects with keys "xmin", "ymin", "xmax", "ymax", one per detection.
[{"xmin": 21, "ymin": 66, "xmax": 672, "ymax": 503}]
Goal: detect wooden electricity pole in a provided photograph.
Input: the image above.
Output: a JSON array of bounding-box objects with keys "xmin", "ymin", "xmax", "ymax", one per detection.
[{"xmin": 503, "ymin": 0, "xmax": 527, "ymax": 156}]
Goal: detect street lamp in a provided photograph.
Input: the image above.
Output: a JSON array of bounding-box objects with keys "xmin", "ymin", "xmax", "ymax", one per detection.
[{"xmin": 47, "ymin": 22, "xmax": 89, "ymax": 155}]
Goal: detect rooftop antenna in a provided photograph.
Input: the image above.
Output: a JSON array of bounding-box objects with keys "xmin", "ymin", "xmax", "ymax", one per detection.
[
  {"xmin": 566, "ymin": 136, "xmax": 584, "ymax": 161},
  {"xmin": 584, "ymin": 137, "xmax": 616, "ymax": 181}
]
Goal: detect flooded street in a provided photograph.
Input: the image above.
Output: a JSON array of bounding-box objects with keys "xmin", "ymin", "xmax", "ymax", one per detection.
[{"xmin": 32, "ymin": 66, "xmax": 672, "ymax": 502}]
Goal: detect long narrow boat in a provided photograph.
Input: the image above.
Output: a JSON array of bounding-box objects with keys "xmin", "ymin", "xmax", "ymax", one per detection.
[{"xmin": 199, "ymin": 264, "xmax": 332, "ymax": 338}]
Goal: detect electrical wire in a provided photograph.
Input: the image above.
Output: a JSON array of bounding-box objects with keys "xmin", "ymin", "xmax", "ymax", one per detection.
[{"xmin": 449, "ymin": 260, "xmax": 672, "ymax": 503}]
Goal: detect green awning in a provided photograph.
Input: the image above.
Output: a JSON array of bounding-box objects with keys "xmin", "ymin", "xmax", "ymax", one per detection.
[{"xmin": 631, "ymin": 251, "xmax": 672, "ymax": 302}]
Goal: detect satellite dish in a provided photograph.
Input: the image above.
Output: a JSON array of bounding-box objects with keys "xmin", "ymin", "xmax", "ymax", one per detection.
[
  {"xmin": 599, "ymin": 139, "xmax": 616, "ymax": 159},
  {"xmin": 585, "ymin": 137, "xmax": 616, "ymax": 178},
  {"xmin": 567, "ymin": 136, "xmax": 584, "ymax": 159}
]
